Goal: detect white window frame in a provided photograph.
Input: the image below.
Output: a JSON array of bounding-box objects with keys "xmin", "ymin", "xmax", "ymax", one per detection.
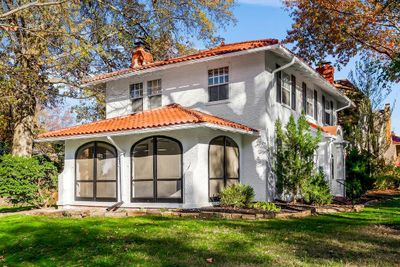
[
  {"xmin": 306, "ymin": 89, "xmax": 314, "ymax": 118},
  {"xmin": 323, "ymin": 95, "xmax": 332, "ymax": 126},
  {"xmin": 208, "ymin": 66, "xmax": 229, "ymax": 102},
  {"xmin": 281, "ymin": 71, "xmax": 291, "ymax": 107},
  {"xmin": 130, "ymin": 82, "xmax": 143, "ymax": 99},
  {"xmin": 147, "ymin": 79, "xmax": 162, "ymax": 96}
]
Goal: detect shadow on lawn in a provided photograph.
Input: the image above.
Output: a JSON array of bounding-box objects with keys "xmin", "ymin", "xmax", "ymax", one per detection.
[
  {"xmin": 0, "ymin": 198, "xmax": 399, "ymax": 266},
  {"xmin": 0, "ymin": 216, "xmax": 272, "ymax": 266},
  {"xmin": 0, "ymin": 206, "xmax": 33, "ymax": 213}
]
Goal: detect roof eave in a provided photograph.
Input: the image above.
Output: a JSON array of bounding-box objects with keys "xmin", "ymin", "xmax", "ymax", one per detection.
[
  {"xmin": 35, "ymin": 122, "xmax": 259, "ymax": 142},
  {"xmin": 81, "ymin": 44, "xmax": 281, "ymax": 87},
  {"xmin": 274, "ymin": 46, "xmax": 354, "ymax": 108}
]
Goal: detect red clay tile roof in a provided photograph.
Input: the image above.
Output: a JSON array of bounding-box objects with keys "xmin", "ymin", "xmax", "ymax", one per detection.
[
  {"xmin": 83, "ymin": 39, "xmax": 279, "ymax": 84},
  {"xmin": 38, "ymin": 104, "xmax": 257, "ymax": 139},
  {"xmin": 308, "ymin": 121, "xmax": 338, "ymax": 136}
]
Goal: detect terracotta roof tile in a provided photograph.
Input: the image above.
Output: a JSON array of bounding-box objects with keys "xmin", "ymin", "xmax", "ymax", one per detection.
[
  {"xmin": 308, "ymin": 121, "xmax": 338, "ymax": 136},
  {"xmin": 83, "ymin": 39, "xmax": 279, "ymax": 84},
  {"xmin": 38, "ymin": 104, "xmax": 257, "ymax": 139}
]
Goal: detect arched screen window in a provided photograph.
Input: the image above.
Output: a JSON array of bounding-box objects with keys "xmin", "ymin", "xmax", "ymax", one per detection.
[
  {"xmin": 75, "ymin": 141, "xmax": 117, "ymax": 201},
  {"xmin": 209, "ymin": 136, "xmax": 239, "ymax": 201},
  {"xmin": 131, "ymin": 136, "xmax": 182, "ymax": 203}
]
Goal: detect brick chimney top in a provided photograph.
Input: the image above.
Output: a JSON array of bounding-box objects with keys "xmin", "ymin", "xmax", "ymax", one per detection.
[
  {"xmin": 316, "ymin": 62, "xmax": 334, "ymax": 84},
  {"xmin": 131, "ymin": 42, "xmax": 154, "ymax": 68}
]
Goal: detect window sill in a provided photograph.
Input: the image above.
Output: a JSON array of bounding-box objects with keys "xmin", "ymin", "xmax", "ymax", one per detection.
[{"xmin": 205, "ymin": 99, "xmax": 230, "ymax": 106}]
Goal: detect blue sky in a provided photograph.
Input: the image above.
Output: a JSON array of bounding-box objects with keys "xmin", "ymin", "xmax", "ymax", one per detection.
[{"xmin": 216, "ymin": 0, "xmax": 400, "ymax": 132}]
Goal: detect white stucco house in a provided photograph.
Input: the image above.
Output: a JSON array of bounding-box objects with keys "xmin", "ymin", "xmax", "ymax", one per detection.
[{"xmin": 37, "ymin": 39, "xmax": 352, "ymax": 209}]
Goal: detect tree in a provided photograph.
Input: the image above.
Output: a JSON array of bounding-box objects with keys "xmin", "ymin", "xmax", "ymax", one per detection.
[
  {"xmin": 284, "ymin": 0, "xmax": 400, "ymax": 80},
  {"xmin": 275, "ymin": 114, "xmax": 322, "ymax": 202},
  {"xmin": 0, "ymin": 0, "xmax": 235, "ymax": 156},
  {"xmin": 340, "ymin": 58, "xmax": 392, "ymax": 160}
]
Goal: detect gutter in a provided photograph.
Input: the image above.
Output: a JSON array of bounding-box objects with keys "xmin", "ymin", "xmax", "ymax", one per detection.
[
  {"xmin": 272, "ymin": 56, "xmax": 296, "ymax": 74},
  {"xmin": 107, "ymin": 136, "xmax": 124, "ymax": 204}
]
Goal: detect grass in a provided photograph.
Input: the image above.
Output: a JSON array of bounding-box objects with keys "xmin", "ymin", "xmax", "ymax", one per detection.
[{"xmin": 0, "ymin": 198, "xmax": 399, "ymax": 267}]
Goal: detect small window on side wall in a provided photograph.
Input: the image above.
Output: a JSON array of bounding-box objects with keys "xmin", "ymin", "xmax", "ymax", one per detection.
[
  {"xmin": 130, "ymin": 83, "xmax": 143, "ymax": 113},
  {"xmin": 148, "ymin": 79, "xmax": 162, "ymax": 109},
  {"xmin": 208, "ymin": 67, "xmax": 229, "ymax": 102},
  {"xmin": 281, "ymin": 72, "xmax": 291, "ymax": 107}
]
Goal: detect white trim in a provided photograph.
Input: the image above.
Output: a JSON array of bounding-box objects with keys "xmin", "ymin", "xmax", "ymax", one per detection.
[
  {"xmin": 35, "ymin": 123, "xmax": 258, "ymax": 142},
  {"xmin": 82, "ymin": 45, "xmax": 280, "ymax": 87}
]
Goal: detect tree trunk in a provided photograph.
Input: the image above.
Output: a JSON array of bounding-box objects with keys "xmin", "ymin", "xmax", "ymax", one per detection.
[{"xmin": 12, "ymin": 114, "xmax": 35, "ymax": 156}]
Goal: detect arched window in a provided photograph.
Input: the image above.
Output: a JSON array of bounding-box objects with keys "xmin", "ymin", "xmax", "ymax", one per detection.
[
  {"xmin": 131, "ymin": 136, "xmax": 182, "ymax": 203},
  {"xmin": 75, "ymin": 141, "xmax": 117, "ymax": 201},
  {"xmin": 209, "ymin": 136, "xmax": 239, "ymax": 201}
]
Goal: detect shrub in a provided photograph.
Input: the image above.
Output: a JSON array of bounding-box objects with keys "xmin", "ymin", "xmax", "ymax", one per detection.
[
  {"xmin": 346, "ymin": 178, "xmax": 363, "ymax": 201},
  {"xmin": 0, "ymin": 154, "xmax": 58, "ymax": 207},
  {"xmin": 220, "ymin": 183, "xmax": 254, "ymax": 208},
  {"xmin": 374, "ymin": 165, "xmax": 400, "ymax": 190},
  {"xmin": 252, "ymin": 201, "xmax": 281, "ymax": 212},
  {"xmin": 302, "ymin": 171, "xmax": 332, "ymax": 205}
]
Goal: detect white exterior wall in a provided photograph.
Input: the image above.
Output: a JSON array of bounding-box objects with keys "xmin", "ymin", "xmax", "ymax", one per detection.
[
  {"xmin": 59, "ymin": 50, "xmax": 349, "ymax": 208},
  {"xmin": 58, "ymin": 128, "xmax": 251, "ymax": 209}
]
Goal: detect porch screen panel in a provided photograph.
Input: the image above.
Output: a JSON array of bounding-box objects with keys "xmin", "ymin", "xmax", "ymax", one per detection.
[
  {"xmin": 131, "ymin": 136, "xmax": 182, "ymax": 202},
  {"xmin": 75, "ymin": 141, "xmax": 117, "ymax": 201},
  {"xmin": 209, "ymin": 136, "xmax": 240, "ymax": 200},
  {"xmin": 132, "ymin": 138, "xmax": 154, "ymax": 199},
  {"xmin": 76, "ymin": 143, "xmax": 94, "ymax": 198}
]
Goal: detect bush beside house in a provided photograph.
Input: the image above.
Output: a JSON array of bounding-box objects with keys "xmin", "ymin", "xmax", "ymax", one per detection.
[
  {"xmin": 0, "ymin": 154, "xmax": 58, "ymax": 208},
  {"xmin": 275, "ymin": 114, "xmax": 332, "ymax": 205}
]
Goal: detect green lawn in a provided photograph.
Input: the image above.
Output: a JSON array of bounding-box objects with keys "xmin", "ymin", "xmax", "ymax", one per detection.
[{"xmin": 0, "ymin": 198, "xmax": 399, "ymax": 267}]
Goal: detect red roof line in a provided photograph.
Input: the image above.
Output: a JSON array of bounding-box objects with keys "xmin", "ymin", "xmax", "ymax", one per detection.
[
  {"xmin": 38, "ymin": 104, "xmax": 258, "ymax": 139},
  {"xmin": 83, "ymin": 38, "xmax": 279, "ymax": 84}
]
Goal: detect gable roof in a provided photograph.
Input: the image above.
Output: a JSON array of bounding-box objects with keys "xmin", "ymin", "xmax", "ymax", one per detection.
[
  {"xmin": 37, "ymin": 104, "xmax": 258, "ymax": 141},
  {"xmin": 83, "ymin": 39, "xmax": 279, "ymax": 85}
]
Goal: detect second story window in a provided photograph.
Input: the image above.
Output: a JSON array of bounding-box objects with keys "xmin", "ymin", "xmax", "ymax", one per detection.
[
  {"xmin": 148, "ymin": 79, "xmax": 162, "ymax": 109},
  {"xmin": 130, "ymin": 83, "xmax": 143, "ymax": 113},
  {"xmin": 281, "ymin": 72, "xmax": 291, "ymax": 107},
  {"xmin": 208, "ymin": 67, "xmax": 229, "ymax": 102},
  {"xmin": 322, "ymin": 95, "xmax": 331, "ymax": 125},
  {"xmin": 314, "ymin": 90, "xmax": 318, "ymax": 121},
  {"xmin": 306, "ymin": 89, "xmax": 314, "ymax": 118}
]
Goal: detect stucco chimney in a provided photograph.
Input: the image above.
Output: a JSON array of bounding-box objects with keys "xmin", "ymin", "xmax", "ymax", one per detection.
[
  {"xmin": 316, "ymin": 62, "xmax": 335, "ymax": 84},
  {"xmin": 131, "ymin": 41, "xmax": 154, "ymax": 68}
]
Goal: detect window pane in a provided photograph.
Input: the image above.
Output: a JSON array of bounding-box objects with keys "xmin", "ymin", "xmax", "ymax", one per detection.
[
  {"xmin": 132, "ymin": 181, "xmax": 154, "ymax": 198},
  {"xmin": 133, "ymin": 139, "xmax": 153, "ymax": 180},
  {"xmin": 227, "ymin": 179, "xmax": 239, "ymax": 187},
  {"xmin": 132, "ymin": 98, "xmax": 143, "ymax": 113},
  {"xmin": 148, "ymin": 79, "xmax": 162, "ymax": 96},
  {"xmin": 225, "ymin": 139, "xmax": 239, "ymax": 178},
  {"xmin": 209, "ymin": 179, "xmax": 224, "ymax": 198},
  {"xmin": 130, "ymin": 83, "xmax": 143, "ymax": 98},
  {"xmin": 209, "ymin": 86, "xmax": 219, "ymax": 102},
  {"xmin": 282, "ymin": 89, "xmax": 290, "ymax": 106},
  {"xmin": 157, "ymin": 180, "xmax": 181, "ymax": 198},
  {"xmin": 76, "ymin": 182, "xmax": 93, "ymax": 198},
  {"xmin": 96, "ymin": 182, "xmax": 116, "ymax": 198},
  {"xmin": 149, "ymin": 95, "xmax": 161, "ymax": 109},
  {"xmin": 96, "ymin": 143, "xmax": 117, "ymax": 181},
  {"xmin": 209, "ymin": 137, "xmax": 224, "ymax": 178},
  {"xmin": 157, "ymin": 138, "xmax": 181, "ymax": 179},
  {"xmin": 76, "ymin": 145, "xmax": 94, "ymax": 181}
]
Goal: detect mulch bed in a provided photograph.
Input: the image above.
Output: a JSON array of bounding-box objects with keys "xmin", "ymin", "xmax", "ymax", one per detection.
[{"xmin": 4, "ymin": 190, "xmax": 400, "ymax": 220}]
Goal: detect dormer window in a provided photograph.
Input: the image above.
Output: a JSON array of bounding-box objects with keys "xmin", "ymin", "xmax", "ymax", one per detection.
[
  {"xmin": 130, "ymin": 83, "xmax": 143, "ymax": 113},
  {"xmin": 148, "ymin": 79, "xmax": 162, "ymax": 109},
  {"xmin": 208, "ymin": 67, "xmax": 229, "ymax": 102}
]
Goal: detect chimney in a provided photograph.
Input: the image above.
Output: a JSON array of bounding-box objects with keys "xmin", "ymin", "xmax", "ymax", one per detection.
[
  {"xmin": 316, "ymin": 62, "xmax": 334, "ymax": 84},
  {"xmin": 131, "ymin": 41, "xmax": 154, "ymax": 68}
]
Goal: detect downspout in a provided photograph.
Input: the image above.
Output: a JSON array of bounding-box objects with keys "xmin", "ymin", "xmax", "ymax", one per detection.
[
  {"xmin": 272, "ymin": 56, "xmax": 296, "ymax": 74},
  {"xmin": 107, "ymin": 136, "xmax": 124, "ymax": 206}
]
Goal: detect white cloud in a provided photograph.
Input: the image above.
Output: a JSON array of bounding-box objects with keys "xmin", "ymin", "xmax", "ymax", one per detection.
[{"xmin": 237, "ymin": 0, "xmax": 283, "ymax": 7}]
